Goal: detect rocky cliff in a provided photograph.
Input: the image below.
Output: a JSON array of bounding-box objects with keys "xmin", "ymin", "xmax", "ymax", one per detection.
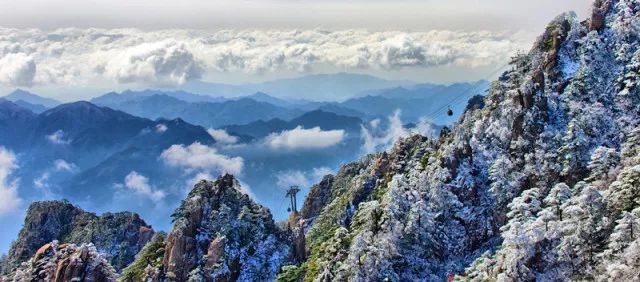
[
  {"xmin": 8, "ymin": 241, "xmax": 117, "ymax": 282},
  {"xmin": 1, "ymin": 200, "xmax": 154, "ymax": 275},
  {"xmin": 278, "ymin": 0, "xmax": 640, "ymax": 280},
  {"xmin": 2, "ymin": 0, "xmax": 640, "ymax": 281},
  {"xmin": 126, "ymin": 174, "xmax": 291, "ymax": 282}
]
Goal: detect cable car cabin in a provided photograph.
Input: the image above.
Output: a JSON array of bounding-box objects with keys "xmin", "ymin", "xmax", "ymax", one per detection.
[{"xmin": 447, "ymin": 107, "xmax": 453, "ymax": 116}]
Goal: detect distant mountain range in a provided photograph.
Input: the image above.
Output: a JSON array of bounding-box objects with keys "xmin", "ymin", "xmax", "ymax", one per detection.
[
  {"xmin": 1, "ymin": 89, "xmax": 61, "ymax": 114},
  {"xmin": 3, "ymin": 89, "xmax": 61, "ymax": 108},
  {"xmin": 178, "ymin": 72, "xmax": 415, "ymax": 101},
  {"xmin": 90, "ymin": 92, "xmax": 304, "ymax": 128},
  {"xmin": 221, "ymin": 110, "xmax": 363, "ymax": 139},
  {"xmin": 0, "ymin": 99, "xmax": 215, "ymax": 202}
]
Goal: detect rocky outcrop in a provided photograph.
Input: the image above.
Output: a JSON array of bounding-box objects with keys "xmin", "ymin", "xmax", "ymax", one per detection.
[
  {"xmin": 283, "ymin": 0, "xmax": 640, "ymax": 280},
  {"xmin": 134, "ymin": 174, "xmax": 289, "ymax": 281},
  {"xmin": 299, "ymin": 176, "xmax": 334, "ymax": 222},
  {"xmin": 589, "ymin": 0, "xmax": 613, "ymax": 31},
  {"xmin": 9, "ymin": 241, "xmax": 116, "ymax": 282},
  {"xmin": 1, "ymin": 200, "xmax": 153, "ymax": 274}
]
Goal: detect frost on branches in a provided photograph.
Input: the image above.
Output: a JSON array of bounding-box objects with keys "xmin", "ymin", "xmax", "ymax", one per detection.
[{"xmin": 285, "ymin": 0, "xmax": 640, "ymax": 281}]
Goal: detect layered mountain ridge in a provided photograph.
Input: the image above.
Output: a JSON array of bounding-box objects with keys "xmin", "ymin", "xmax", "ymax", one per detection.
[
  {"xmin": 3, "ymin": 0, "xmax": 640, "ymax": 281},
  {"xmin": 1, "ymin": 200, "xmax": 153, "ymax": 276}
]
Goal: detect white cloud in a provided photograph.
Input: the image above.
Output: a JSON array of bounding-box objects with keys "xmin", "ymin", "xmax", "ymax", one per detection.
[
  {"xmin": 0, "ymin": 53, "xmax": 36, "ymax": 87},
  {"xmin": 412, "ymin": 118, "xmax": 439, "ymax": 138},
  {"xmin": 46, "ymin": 130, "xmax": 70, "ymax": 144},
  {"xmin": 276, "ymin": 170, "xmax": 309, "ymax": 189},
  {"xmin": 155, "ymin": 123, "xmax": 168, "ymax": 133},
  {"xmin": 34, "ymin": 172, "xmax": 49, "ymax": 189},
  {"xmin": 360, "ymin": 112, "xmax": 439, "ymax": 153},
  {"xmin": 0, "ymin": 28, "xmax": 530, "ymax": 87},
  {"xmin": 369, "ymin": 118, "xmax": 381, "ymax": 129},
  {"xmin": 266, "ymin": 126, "xmax": 345, "ymax": 149},
  {"xmin": 123, "ymin": 171, "xmax": 166, "ymax": 202},
  {"xmin": 275, "ymin": 167, "xmax": 333, "ymax": 189},
  {"xmin": 102, "ymin": 40, "xmax": 203, "ymax": 86},
  {"xmin": 0, "ymin": 147, "xmax": 21, "ymax": 215},
  {"xmin": 207, "ymin": 128, "xmax": 238, "ymax": 144},
  {"xmin": 354, "ymin": 34, "xmax": 454, "ymax": 70},
  {"xmin": 361, "ymin": 110, "xmax": 409, "ymax": 154},
  {"xmin": 53, "ymin": 159, "xmax": 76, "ymax": 172},
  {"xmin": 161, "ymin": 142, "xmax": 244, "ymax": 175},
  {"xmin": 33, "ymin": 159, "xmax": 76, "ymax": 199}
]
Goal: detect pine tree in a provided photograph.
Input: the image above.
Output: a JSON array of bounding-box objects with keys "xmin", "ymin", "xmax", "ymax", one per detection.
[
  {"xmin": 605, "ymin": 164, "xmax": 640, "ymax": 213},
  {"xmin": 538, "ymin": 183, "xmax": 572, "ymax": 235},
  {"xmin": 559, "ymin": 120, "xmax": 589, "ymax": 180},
  {"xmin": 493, "ymin": 188, "xmax": 542, "ymax": 281},
  {"xmin": 557, "ymin": 184, "xmax": 607, "ymax": 279},
  {"xmin": 488, "ymin": 156, "xmax": 520, "ymax": 207},
  {"xmin": 586, "ymin": 146, "xmax": 620, "ymax": 189},
  {"xmin": 601, "ymin": 209, "xmax": 640, "ymax": 261}
]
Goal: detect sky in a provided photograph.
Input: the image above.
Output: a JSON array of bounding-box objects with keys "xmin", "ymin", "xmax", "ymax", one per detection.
[
  {"xmin": 0, "ymin": 0, "xmax": 594, "ymax": 254},
  {"xmin": 0, "ymin": 0, "xmax": 593, "ymax": 100}
]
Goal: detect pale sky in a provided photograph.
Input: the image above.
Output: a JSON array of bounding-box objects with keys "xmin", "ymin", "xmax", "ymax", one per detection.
[
  {"xmin": 0, "ymin": 0, "xmax": 593, "ymax": 100},
  {"xmin": 1, "ymin": 0, "xmax": 591, "ymax": 31}
]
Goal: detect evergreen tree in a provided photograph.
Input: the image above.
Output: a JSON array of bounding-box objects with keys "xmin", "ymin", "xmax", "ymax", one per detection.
[
  {"xmin": 557, "ymin": 184, "xmax": 606, "ymax": 279},
  {"xmin": 586, "ymin": 146, "xmax": 620, "ymax": 189},
  {"xmin": 601, "ymin": 209, "xmax": 640, "ymax": 261},
  {"xmin": 606, "ymin": 164, "xmax": 640, "ymax": 213},
  {"xmin": 538, "ymin": 183, "xmax": 572, "ymax": 235}
]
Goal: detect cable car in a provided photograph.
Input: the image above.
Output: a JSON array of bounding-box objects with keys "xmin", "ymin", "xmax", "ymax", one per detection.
[{"xmin": 447, "ymin": 107, "xmax": 453, "ymax": 116}]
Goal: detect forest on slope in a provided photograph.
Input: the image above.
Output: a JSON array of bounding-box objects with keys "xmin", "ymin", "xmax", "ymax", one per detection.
[{"xmin": 2, "ymin": 0, "xmax": 640, "ymax": 281}]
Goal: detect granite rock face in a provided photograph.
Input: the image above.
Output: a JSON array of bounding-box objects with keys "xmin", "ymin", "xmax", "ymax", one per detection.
[
  {"xmin": 1, "ymin": 200, "xmax": 153, "ymax": 275},
  {"xmin": 9, "ymin": 241, "xmax": 117, "ymax": 282},
  {"xmin": 131, "ymin": 174, "xmax": 290, "ymax": 282}
]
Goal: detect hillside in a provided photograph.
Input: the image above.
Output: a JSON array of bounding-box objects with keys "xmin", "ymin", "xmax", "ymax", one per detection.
[
  {"xmin": 1, "ymin": 200, "xmax": 153, "ymax": 276},
  {"xmin": 274, "ymin": 1, "xmax": 640, "ymax": 280},
  {"xmin": 122, "ymin": 174, "xmax": 292, "ymax": 281},
  {"xmin": 2, "ymin": 0, "xmax": 639, "ymax": 281}
]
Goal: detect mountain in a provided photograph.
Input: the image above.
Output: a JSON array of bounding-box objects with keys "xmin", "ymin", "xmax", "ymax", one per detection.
[
  {"xmin": 338, "ymin": 81, "xmax": 490, "ymax": 125},
  {"xmin": 12, "ymin": 100, "xmax": 49, "ymax": 113},
  {"xmin": 180, "ymin": 73, "xmax": 414, "ymax": 101},
  {"xmin": 32, "ymin": 101, "xmax": 156, "ymax": 149},
  {"xmin": 312, "ymin": 103, "xmax": 367, "ymax": 119},
  {"xmin": 221, "ymin": 118, "xmax": 290, "ymax": 139},
  {"xmin": 4, "ymin": 1, "xmax": 640, "ymax": 281},
  {"xmin": 0, "ymin": 99, "xmax": 36, "ymax": 147},
  {"xmin": 1, "ymin": 200, "xmax": 153, "ymax": 276},
  {"xmin": 92, "ymin": 93, "xmax": 303, "ymax": 128},
  {"xmin": 3, "ymin": 89, "xmax": 60, "ymax": 108},
  {"xmin": 0, "ymin": 98, "xmax": 36, "ymax": 123},
  {"xmin": 275, "ymin": 2, "xmax": 640, "ymax": 280},
  {"xmin": 243, "ymin": 72, "xmax": 414, "ymax": 101},
  {"xmin": 289, "ymin": 110, "xmax": 362, "ymax": 132},
  {"xmin": 124, "ymin": 175, "xmax": 291, "ymax": 281},
  {"xmin": 241, "ymin": 92, "xmax": 293, "ymax": 107},
  {"xmin": 91, "ymin": 89, "xmax": 227, "ymax": 105},
  {"xmin": 221, "ymin": 110, "xmax": 363, "ymax": 139},
  {"xmin": 8, "ymin": 242, "xmax": 117, "ymax": 281},
  {"xmin": 0, "ymin": 101, "xmax": 215, "ymax": 204}
]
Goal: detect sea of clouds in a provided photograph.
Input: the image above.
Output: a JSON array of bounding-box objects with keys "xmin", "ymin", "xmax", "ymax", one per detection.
[{"xmin": 0, "ymin": 28, "xmax": 531, "ymax": 87}]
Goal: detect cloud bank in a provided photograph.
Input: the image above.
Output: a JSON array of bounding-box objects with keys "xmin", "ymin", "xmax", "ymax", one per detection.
[
  {"xmin": 266, "ymin": 126, "xmax": 345, "ymax": 149},
  {"xmin": 0, "ymin": 147, "xmax": 21, "ymax": 215},
  {"xmin": 0, "ymin": 53, "xmax": 36, "ymax": 87},
  {"xmin": 46, "ymin": 130, "xmax": 70, "ymax": 145},
  {"xmin": 161, "ymin": 142, "xmax": 244, "ymax": 175},
  {"xmin": 361, "ymin": 111, "xmax": 439, "ymax": 154},
  {"xmin": 0, "ymin": 28, "xmax": 530, "ymax": 87},
  {"xmin": 123, "ymin": 171, "xmax": 166, "ymax": 202},
  {"xmin": 207, "ymin": 128, "xmax": 238, "ymax": 144},
  {"xmin": 275, "ymin": 167, "xmax": 332, "ymax": 189}
]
